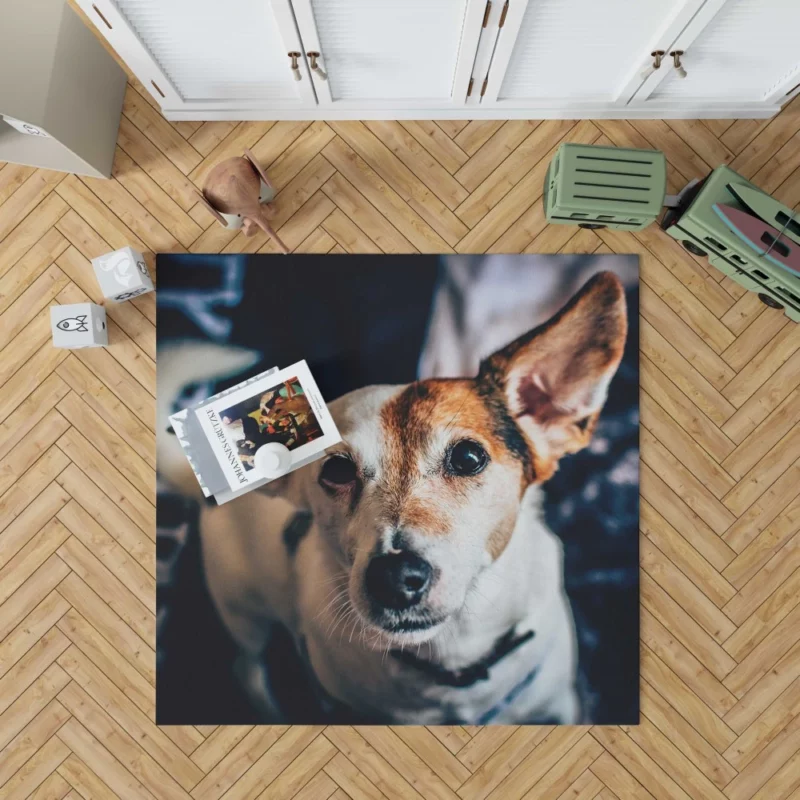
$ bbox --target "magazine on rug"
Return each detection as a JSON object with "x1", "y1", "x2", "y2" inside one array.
[
  {"x1": 197, "y1": 360, "x2": 339, "y2": 489},
  {"x1": 172, "y1": 360, "x2": 340, "y2": 501}
]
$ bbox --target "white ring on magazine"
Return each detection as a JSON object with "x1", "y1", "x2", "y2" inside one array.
[{"x1": 254, "y1": 442, "x2": 292, "y2": 478}]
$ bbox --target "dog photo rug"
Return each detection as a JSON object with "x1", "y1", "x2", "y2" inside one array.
[{"x1": 156, "y1": 254, "x2": 639, "y2": 725}]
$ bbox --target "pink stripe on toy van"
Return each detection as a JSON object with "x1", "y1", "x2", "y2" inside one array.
[{"x1": 713, "y1": 204, "x2": 800, "y2": 276}]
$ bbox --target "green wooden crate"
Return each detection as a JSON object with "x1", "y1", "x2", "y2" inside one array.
[
  {"x1": 661, "y1": 164, "x2": 800, "y2": 322},
  {"x1": 544, "y1": 143, "x2": 666, "y2": 231}
]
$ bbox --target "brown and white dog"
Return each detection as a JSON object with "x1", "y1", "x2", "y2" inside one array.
[{"x1": 166, "y1": 271, "x2": 628, "y2": 724}]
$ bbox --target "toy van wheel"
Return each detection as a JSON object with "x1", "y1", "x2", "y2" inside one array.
[
  {"x1": 682, "y1": 240, "x2": 707, "y2": 257},
  {"x1": 578, "y1": 223, "x2": 606, "y2": 229},
  {"x1": 758, "y1": 293, "x2": 784, "y2": 310}
]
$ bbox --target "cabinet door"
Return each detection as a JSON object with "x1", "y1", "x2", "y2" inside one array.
[
  {"x1": 634, "y1": 0, "x2": 800, "y2": 107},
  {"x1": 479, "y1": 0, "x2": 706, "y2": 109},
  {"x1": 75, "y1": 0, "x2": 316, "y2": 111},
  {"x1": 290, "y1": 0, "x2": 486, "y2": 108}
]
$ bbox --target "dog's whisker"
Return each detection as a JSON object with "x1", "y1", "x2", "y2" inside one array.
[
  {"x1": 316, "y1": 588, "x2": 351, "y2": 618},
  {"x1": 319, "y1": 580, "x2": 349, "y2": 601},
  {"x1": 314, "y1": 588, "x2": 349, "y2": 623},
  {"x1": 347, "y1": 613, "x2": 362, "y2": 644},
  {"x1": 318, "y1": 581, "x2": 349, "y2": 606},
  {"x1": 323, "y1": 597, "x2": 355, "y2": 639},
  {"x1": 318, "y1": 581, "x2": 349, "y2": 604},
  {"x1": 327, "y1": 610, "x2": 352, "y2": 642},
  {"x1": 334, "y1": 604, "x2": 356, "y2": 633},
  {"x1": 319, "y1": 573, "x2": 350, "y2": 587},
  {"x1": 342, "y1": 611, "x2": 356, "y2": 643},
  {"x1": 338, "y1": 608, "x2": 360, "y2": 646}
]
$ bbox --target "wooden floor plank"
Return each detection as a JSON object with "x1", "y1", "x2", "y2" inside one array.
[
  {"x1": 322, "y1": 138, "x2": 449, "y2": 253},
  {"x1": 57, "y1": 719, "x2": 158, "y2": 800},
  {"x1": 321, "y1": 173, "x2": 414, "y2": 253},
  {"x1": 189, "y1": 726, "x2": 288, "y2": 800},
  {"x1": 640, "y1": 645, "x2": 736, "y2": 751},
  {"x1": 116, "y1": 115, "x2": 201, "y2": 212},
  {"x1": 723, "y1": 529, "x2": 800, "y2": 629},
  {"x1": 122, "y1": 86, "x2": 201, "y2": 176},
  {"x1": 641, "y1": 392, "x2": 736, "y2": 499},
  {"x1": 634, "y1": 683, "x2": 736, "y2": 792},
  {"x1": 591, "y1": 727, "x2": 694, "y2": 800},
  {"x1": 0, "y1": 163, "x2": 37, "y2": 206},
  {"x1": 0, "y1": 229, "x2": 68, "y2": 317},
  {"x1": 364, "y1": 120, "x2": 469, "y2": 210},
  {"x1": 56, "y1": 572, "x2": 155, "y2": 686},
  {"x1": 0, "y1": 517, "x2": 72, "y2": 610},
  {"x1": 111, "y1": 147, "x2": 203, "y2": 248},
  {"x1": 400, "y1": 121, "x2": 469, "y2": 174},
  {"x1": 0, "y1": 732, "x2": 71, "y2": 800},
  {"x1": 57, "y1": 646, "x2": 203, "y2": 790},
  {"x1": 0, "y1": 592, "x2": 70, "y2": 684},
  {"x1": 0, "y1": 170, "x2": 65, "y2": 242},
  {"x1": 329, "y1": 121, "x2": 468, "y2": 246},
  {"x1": 265, "y1": 121, "x2": 336, "y2": 191},
  {"x1": 641, "y1": 535, "x2": 736, "y2": 643},
  {"x1": 56, "y1": 536, "x2": 154, "y2": 644},
  {"x1": 453, "y1": 121, "x2": 540, "y2": 192},
  {"x1": 454, "y1": 119, "x2": 576, "y2": 230},
  {"x1": 57, "y1": 682, "x2": 191, "y2": 800}
]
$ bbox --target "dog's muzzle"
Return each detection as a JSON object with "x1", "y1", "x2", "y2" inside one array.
[{"x1": 365, "y1": 551, "x2": 432, "y2": 611}]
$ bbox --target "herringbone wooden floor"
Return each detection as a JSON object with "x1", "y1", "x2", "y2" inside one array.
[{"x1": 3, "y1": 45, "x2": 800, "y2": 798}]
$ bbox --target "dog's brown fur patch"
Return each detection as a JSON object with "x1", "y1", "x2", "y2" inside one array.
[
  {"x1": 379, "y1": 380, "x2": 528, "y2": 535},
  {"x1": 401, "y1": 497, "x2": 453, "y2": 534}
]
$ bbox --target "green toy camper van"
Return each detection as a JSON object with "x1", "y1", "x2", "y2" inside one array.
[
  {"x1": 544, "y1": 143, "x2": 667, "y2": 231},
  {"x1": 661, "y1": 165, "x2": 800, "y2": 322}
]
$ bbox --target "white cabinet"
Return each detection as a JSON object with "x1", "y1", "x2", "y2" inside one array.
[
  {"x1": 76, "y1": 0, "x2": 799, "y2": 120},
  {"x1": 476, "y1": 0, "x2": 799, "y2": 116},
  {"x1": 290, "y1": 0, "x2": 486, "y2": 109},
  {"x1": 78, "y1": 0, "x2": 316, "y2": 111},
  {"x1": 632, "y1": 0, "x2": 800, "y2": 108},
  {"x1": 477, "y1": 0, "x2": 707, "y2": 108}
]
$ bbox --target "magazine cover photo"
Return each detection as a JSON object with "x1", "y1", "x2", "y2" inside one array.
[{"x1": 218, "y1": 376, "x2": 324, "y2": 470}]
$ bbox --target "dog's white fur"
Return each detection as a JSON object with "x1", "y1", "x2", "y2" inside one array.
[{"x1": 162, "y1": 272, "x2": 627, "y2": 724}]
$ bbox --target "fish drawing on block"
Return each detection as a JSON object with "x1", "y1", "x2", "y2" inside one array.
[
  {"x1": 57, "y1": 315, "x2": 89, "y2": 332},
  {"x1": 713, "y1": 204, "x2": 800, "y2": 277},
  {"x1": 100, "y1": 251, "x2": 134, "y2": 287}
]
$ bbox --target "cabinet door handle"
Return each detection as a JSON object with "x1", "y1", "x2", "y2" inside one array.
[
  {"x1": 640, "y1": 50, "x2": 665, "y2": 81},
  {"x1": 307, "y1": 52, "x2": 328, "y2": 81},
  {"x1": 92, "y1": 4, "x2": 113, "y2": 29},
  {"x1": 670, "y1": 50, "x2": 687, "y2": 79},
  {"x1": 288, "y1": 52, "x2": 302, "y2": 81}
]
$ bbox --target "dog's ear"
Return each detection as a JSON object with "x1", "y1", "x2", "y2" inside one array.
[{"x1": 480, "y1": 271, "x2": 627, "y2": 476}]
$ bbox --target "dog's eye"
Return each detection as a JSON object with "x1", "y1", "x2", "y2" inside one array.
[
  {"x1": 446, "y1": 440, "x2": 488, "y2": 477},
  {"x1": 319, "y1": 455, "x2": 357, "y2": 487}
]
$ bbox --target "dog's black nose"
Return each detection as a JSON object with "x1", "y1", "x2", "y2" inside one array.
[{"x1": 365, "y1": 552, "x2": 432, "y2": 610}]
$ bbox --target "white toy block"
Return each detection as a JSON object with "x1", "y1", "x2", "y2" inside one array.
[
  {"x1": 51, "y1": 303, "x2": 108, "y2": 349},
  {"x1": 91, "y1": 246, "x2": 154, "y2": 302}
]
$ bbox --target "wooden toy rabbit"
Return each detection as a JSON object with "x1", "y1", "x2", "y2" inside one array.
[{"x1": 196, "y1": 148, "x2": 289, "y2": 254}]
